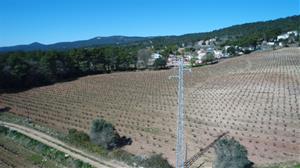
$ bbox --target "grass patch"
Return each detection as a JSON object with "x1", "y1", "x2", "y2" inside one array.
[
  {"x1": 144, "y1": 127, "x2": 160, "y2": 134},
  {"x1": 28, "y1": 154, "x2": 43, "y2": 165},
  {"x1": 256, "y1": 162, "x2": 300, "y2": 168}
]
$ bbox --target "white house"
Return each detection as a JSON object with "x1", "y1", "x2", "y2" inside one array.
[
  {"x1": 147, "y1": 53, "x2": 162, "y2": 66},
  {"x1": 224, "y1": 45, "x2": 231, "y2": 51},
  {"x1": 194, "y1": 49, "x2": 207, "y2": 64},
  {"x1": 208, "y1": 38, "x2": 217, "y2": 44},
  {"x1": 261, "y1": 41, "x2": 274, "y2": 50},
  {"x1": 277, "y1": 33, "x2": 289, "y2": 41},
  {"x1": 279, "y1": 42, "x2": 284, "y2": 47},
  {"x1": 151, "y1": 53, "x2": 161, "y2": 59},
  {"x1": 287, "y1": 31, "x2": 298, "y2": 36},
  {"x1": 277, "y1": 31, "x2": 298, "y2": 41},
  {"x1": 213, "y1": 50, "x2": 223, "y2": 59}
]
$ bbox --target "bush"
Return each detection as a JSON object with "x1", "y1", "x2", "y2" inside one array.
[
  {"x1": 243, "y1": 49, "x2": 252, "y2": 54},
  {"x1": 213, "y1": 138, "x2": 253, "y2": 168},
  {"x1": 66, "y1": 128, "x2": 110, "y2": 157},
  {"x1": 227, "y1": 46, "x2": 236, "y2": 56},
  {"x1": 109, "y1": 149, "x2": 136, "y2": 164},
  {"x1": 141, "y1": 154, "x2": 173, "y2": 168},
  {"x1": 0, "y1": 125, "x2": 9, "y2": 134},
  {"x1": 72, "y1": 159, "x2": 93, "y2": 168},
  {"x1": 153, "y1": 57, "x2": 167, "y2": 69},
  {"x1": 67, "y1": 129, "x2": 90, "y2": 144},
  {"x1": 90, "y1": 119, "x2": 120, "y2": 149},
  {"x1": 29, "y1": 154, "x2": 43, "y2": 165}
]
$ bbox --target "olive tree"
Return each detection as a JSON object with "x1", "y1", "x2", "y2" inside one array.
[
  {"x1": 90, "y1": 119, "x2": 120, "y2": 149},
  {"x1": 213, "y1": 138, "x2": 253, "y2": 168}
]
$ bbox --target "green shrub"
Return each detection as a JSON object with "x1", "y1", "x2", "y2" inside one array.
[
  {"x1": 141, "y1": 154, "x2": 173, "y2": 168},
  {"x1": 109, "y1": 149, "x2": 137, "y2": 165},
  {"x1": 90, "y1": 119, "x2": 120, "y2": 149},
  {"x1": 67, "y1": 128, "x2": 90, "y2": 144},
  {"x1": 227, "y1": 46, "x2": 236, "y2": 56},
  {"x1": 66, "y1": 128, "x2": 110, "y2": 157},
  {"x1": 29, "y1": 154, "x2": 43, "y2": 165},
  {"x1": 0, "y1": 125, "x2": 9, "y2": 134},
  {"x1": 72, "y1": 159, "x2": 93, "y2": 168},
  {"x1": 213, "y1": 138, "x2": 253, "y2": 168}
]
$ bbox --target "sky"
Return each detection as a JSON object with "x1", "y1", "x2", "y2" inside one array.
[{"x1": 0, "y1": 0, "x2": 299, "y2": 47}]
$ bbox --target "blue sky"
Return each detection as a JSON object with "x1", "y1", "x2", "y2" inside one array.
[{"x1": 0, "y1": 0, "x2": 299, "y2": 46}]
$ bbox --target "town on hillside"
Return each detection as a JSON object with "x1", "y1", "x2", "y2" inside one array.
[{"x1": 142, "y1": 30, "x2": 299, "y2": 68}]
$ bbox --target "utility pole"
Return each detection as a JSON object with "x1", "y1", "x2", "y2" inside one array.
[
  {"x1": 176, "y1": 58, "x2": 185, "y2": 168},
  {"x1": 169, "y1": 56, "x2": 191, "y2": 168}
]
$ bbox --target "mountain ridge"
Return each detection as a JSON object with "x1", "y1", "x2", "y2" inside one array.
[
  {"x1": 0, "y1": 36, "x2": 149, "y2": 52},
  {"x1": 0, "y1": 15, "x2": 299, "y2": 52}
]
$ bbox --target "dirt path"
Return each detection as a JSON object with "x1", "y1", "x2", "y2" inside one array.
[{"x1": 0, "y1": 121, "x2": 131, "y2": 168}]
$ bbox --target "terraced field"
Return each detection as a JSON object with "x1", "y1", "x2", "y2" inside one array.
[{"x1": 1, "y1": 47, "x2": 299, "y2": 166}]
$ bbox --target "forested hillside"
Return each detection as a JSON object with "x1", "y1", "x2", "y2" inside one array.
[
  {"x1": 148, "y1": 15, "x2": 300, "y2": 48},
  {"x1": 0, "y1": 46, "x2": 140, "y2": 91},
  {"x1": 0, "y1": 15, "x2": 299, "y2": 91},
  {"x1": 0, "y1": 36, "x2": 147, "y2": 52}
]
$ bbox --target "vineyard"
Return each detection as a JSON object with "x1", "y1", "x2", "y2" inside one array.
[{"x1": 1, "y1": 47, "x2": 299, "y2": 166}]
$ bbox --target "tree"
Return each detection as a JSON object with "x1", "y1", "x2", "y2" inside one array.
[
  {"x1": 5, "y1": 54, "x2": 30, "y2": 88},
  {"x1": 90, "y1": 119, "x2": 120, "y2": 149},
  {"x1": 213, "y1": 138, "x2": 253, "y2": 168},
  {"x1": 153, "y1": 57, "x2": 167, "y2": 69},
  {"x1": 137, "y1": 48, "x2": 152, "y2": 69},
  {"x1": 201, "y1": 52, "x2": 215, "y2": 63},
  {"x1": 160, "y1": 45, "x2": 176, "y2": 59},
  {"x1": 227, "y1": 47, "x2": 236, "y2": 56}
]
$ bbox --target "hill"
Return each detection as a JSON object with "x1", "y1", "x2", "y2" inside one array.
[
  {"x1": 148, "y1": 15, "x2": 300, "y2": 47},
  {"x1": 0, "y1": 15, "x2": 299, "y2": 52},
  {"x1": 0, "y1": 36, "x2": 148, "y2": 52}
]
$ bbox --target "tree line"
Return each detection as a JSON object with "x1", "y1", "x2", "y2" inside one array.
[
  {"x1": 0, "y1": 45, "x2": 175, "y2": 91},
  {"x1": 0, "y1": 46, "x2": 143, "y2": 91}
]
